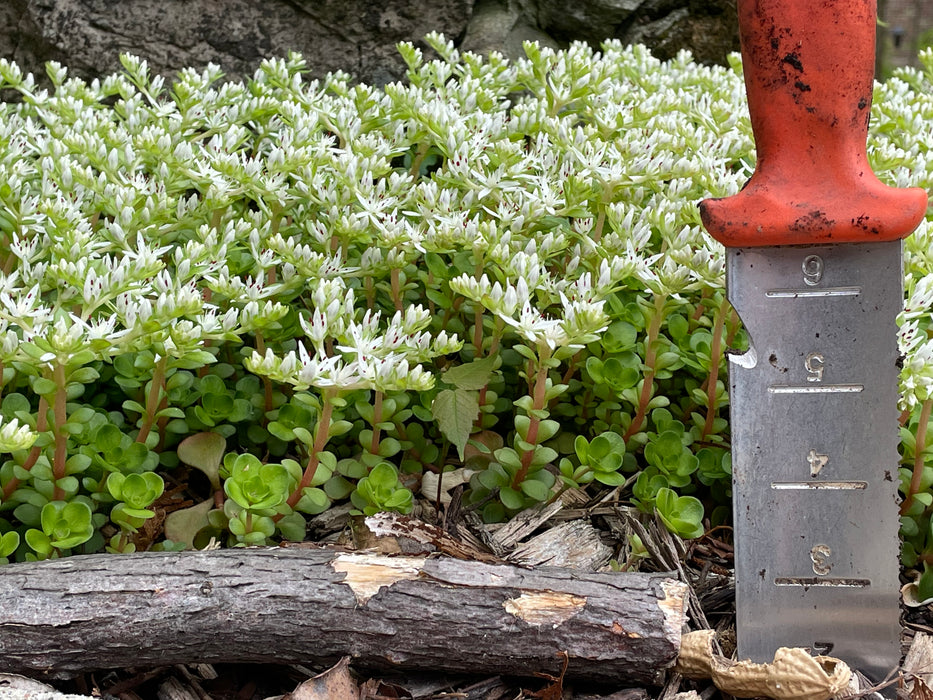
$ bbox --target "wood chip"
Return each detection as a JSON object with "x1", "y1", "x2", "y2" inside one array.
[
  {"x1": 574, "y1": 690, "x2": 649, "y2": 700},
  {"x1": 507, "y1": 520, "x2": 612, "y2": 571},
  {"x1": 364, "y1": 512, "x2": 501, "y2": 563},
  {"x1": 490, "y1": 500, "x2": 564, "y2": 550},
  {"x1": 157, "y1": 676, "x2": 201, "y2": 700}
]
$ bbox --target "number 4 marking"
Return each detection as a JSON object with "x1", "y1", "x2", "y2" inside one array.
[{"x1": 807, "y1": 449, "x2": 829, "y2": 477}]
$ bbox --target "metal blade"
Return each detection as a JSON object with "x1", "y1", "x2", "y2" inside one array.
[{"x1": 727, "y1": 241, "x2": 902, "y2": 682}]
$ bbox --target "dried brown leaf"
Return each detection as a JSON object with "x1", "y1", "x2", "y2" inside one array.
[
  {"x1": 526, "y1": 651, "x2": 569, "y2": 700},
  {"x1": 284, "y1": 657, "x2": 359, "y2": 700},
  {"x1": 676, "y1": 629, "x2": 850, "y2": 700}
]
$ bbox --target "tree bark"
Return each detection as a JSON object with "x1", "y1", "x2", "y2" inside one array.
[{"x1": 0, "y1": 547, "x2": 687, "y2": 684}]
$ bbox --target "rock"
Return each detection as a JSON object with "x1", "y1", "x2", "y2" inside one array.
[
  {"x1": 5, "y1": 0, "x2": 475, "y2": 86},
  {"x1": 461, "y1": 0, "x2": 559, "y2": 60},
  {"x1": 463, "y1": 0, "x2": 738, "y2": 67},
  {"x1": 534, "y1": 0, "x2": 644, "y2": 41},
  {"x1": 0, "y1": 0, "x2": 739, "y2": 88},
  {"x1": 618, "y1": 0, "x2": 740, "y2": 65}
]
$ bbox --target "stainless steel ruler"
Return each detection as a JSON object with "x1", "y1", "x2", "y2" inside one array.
[{"x1": 727, "y1": 242, "x2": 902, "y2": 681}]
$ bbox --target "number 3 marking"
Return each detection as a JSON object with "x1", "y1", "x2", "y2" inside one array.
[{"x1": 810, "y1": 544, "x2": 832, "y2": 575}]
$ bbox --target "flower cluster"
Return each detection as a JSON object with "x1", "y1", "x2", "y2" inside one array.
[{"x1": 0, "y1": 38, "x2": 929, "y2": 560}]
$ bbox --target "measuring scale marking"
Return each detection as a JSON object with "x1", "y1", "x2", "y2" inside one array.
[
  {"x1": 765, "y1": 287, "x2": 862, "y2": 298},
  {"x1": 727, "y1": 243, "x2": 901, "y2": 682},
  {"x1": 770, "y1": 481, "x2": 868, "y2": 490},
  {"x1": 768, "y1": 384, "x2": 864, "y2": 394}
]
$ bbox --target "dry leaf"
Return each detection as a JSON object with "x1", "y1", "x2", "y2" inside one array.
[
  {"x1": 904, "y1": 633, "x2": 933, "y2": 699},
  {"x1": 419, "y1": 467, "x2": 474, "y2": 505},
  {"x1": 163, "y1": 498, "x2": 214, "y2": 549},
  {"x1": 676, "y1": 629, "x2": 850, "y2": 700},
  {"x1": 902, "y1": 579, "x2": 933, "y2": 607},
  {"x1": 526, "y1": 651, "x2": 570, "y2": 700},
  {"x1": 359, "y1": 678, "x2": 412, "y2": 698},
  {"x1": 284, "y1": 657, "x2": 359, "y2": 700}
]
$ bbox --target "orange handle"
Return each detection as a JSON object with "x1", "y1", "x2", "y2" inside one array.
[{"x1": 700, "y1": 0, "x2": 927, "y2": 247}]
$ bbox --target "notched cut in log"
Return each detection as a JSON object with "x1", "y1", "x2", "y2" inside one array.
[
  {"x1": 0, "y1": 548, "x2": 686, "y2": 685},
  {"x1": 502, "y1": 592, "x2": 587, "y2": 627},
  {"x1": 330, "y1": 553, "x2": 425, "y2": 605}
]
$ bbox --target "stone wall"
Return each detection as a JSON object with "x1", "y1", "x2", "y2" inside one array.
[{"x1": 0, "y1": 0, "x2": 740, "y2": 86}]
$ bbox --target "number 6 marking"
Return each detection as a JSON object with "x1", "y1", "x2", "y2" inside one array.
[
  {"x1": 810, "y1": 544, "x2": 832, "y2": 575},
  {"x1": 802, "y1": 255, "x2": 824, "y2": 286}
]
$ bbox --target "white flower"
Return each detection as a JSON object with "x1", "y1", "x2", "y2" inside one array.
[
  {"x1": 900, "y1": 338, "x2": 933, "y2": 410},
  {"x1": 47, "y1": 315, "x2": 87, "y2": 358},
  {"x1": 502, "y1": 301, "x2": 565, "y2": 350},
  {"x1": 636, "y1": 255, "x2": 695, "y2": 298},
  {"x1": 0, "y1": 417, "x2": 38, "y2": 453},
  {"x1": 300, "y1": 308, "x2": 330, "y2": 352}
]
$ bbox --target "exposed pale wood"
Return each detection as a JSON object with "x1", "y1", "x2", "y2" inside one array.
[
  {"x1": 0, "y1": 548, "x2": 686, "y2": 684},
  {"x1": 507, "y1": 520, "x2": 612, "y2": 571},
  {"x1": 363, "y1": 512, "x2": 502, "y2": 563},
  {"x1": 490, "y1": 500, "x2": 564, "y2": 549}
]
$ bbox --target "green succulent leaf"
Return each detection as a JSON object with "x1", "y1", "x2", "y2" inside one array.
[{"x1": 40, "y1": 501, "x2": 94, "y2": 550}]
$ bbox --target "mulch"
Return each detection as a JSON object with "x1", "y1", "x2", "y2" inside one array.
[{"x1": 7, "y1": 482, "x2": 930, "y2": 700}]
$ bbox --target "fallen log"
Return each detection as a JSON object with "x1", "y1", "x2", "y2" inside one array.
[{"x1": 0, "y1": 547, "x2": 687, "y2": 684}]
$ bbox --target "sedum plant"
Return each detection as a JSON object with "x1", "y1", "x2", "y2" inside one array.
[{"x1": 0, "y1": 36, "x2": 928, "y2": 568}]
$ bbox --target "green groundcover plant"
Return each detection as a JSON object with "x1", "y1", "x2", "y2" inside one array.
[{"x1": 0, "y1": 36, "x2": 931, "y2": 580}]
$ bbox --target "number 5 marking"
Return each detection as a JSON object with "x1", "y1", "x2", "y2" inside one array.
[{"x1": 805, "y1": 353, "x2": 825, "y2": 382}]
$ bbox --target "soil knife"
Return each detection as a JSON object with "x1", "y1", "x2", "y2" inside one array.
[{"x1": 700, "y1": 0, "x2": 928, "y2": 681}]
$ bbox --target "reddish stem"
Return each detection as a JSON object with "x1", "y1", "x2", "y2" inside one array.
[
  {"x1": 901, "y1": 398, "x2": 933, "y2": 516},
  {"x1": 701, "y1": 298, "x2": 728, "y2": 441},
  {"x1": 725, "y1": 307, "x2": 741, "y2": 347},
  {"x1": 390, "y1": 268, "x2": 403, "y2": 312},
  {"x1": 409, "y1": 142, "x2": 430, "y2": 178},
  {"x1": 51, "y1": 364, "x2": 68, "y2": 500},
  {"x1": 474, "y1": 321, "x2": 504, "y2": 431},
  {"x1": 136, "y1": 355, "x2": 167, "y2": 445},
  {"x1": 511, "y1": 349, "x2": 550, "y2": 490},
  {"x1": 560, "y1": 350, "x2": 582, "y2": 388},
  {"x1": 369, "y1": 391, "x2": 383, "y2": 456},
  {"x1": 592, "y1": 207, "x2": 606, "y2": 243},
  {"x1": 440, "y1": 297, "x2": 464, "y2": 332},
  {"x1": 623, "y1": 296, "x2": 665, "y2": 441},
  {"x1": 285, "y1": 391, "x2": 335, "y2": 510},
  {"x1": 255, "y1": 333, "x2": 275, "y2": 419},
  {"x1": 155, "y1": 393, "x2": 169, "y2": 453},
  {"x1": 692, "y1": 289, "x2": 711, "y2": 323},
  {"x1": 473, "y1": 306, "x2": 484, "y2": 354}
]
